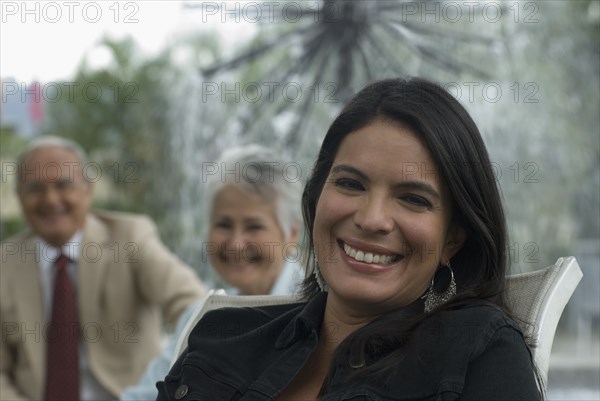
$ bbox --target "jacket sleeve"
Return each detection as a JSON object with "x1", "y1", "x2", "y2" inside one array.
[
  {"x1": 154, "y1": 346, "x2": 187, "y2": 401},
  {"x1": 0, "y1": 295, "x2": 31, "y2": 401},
  {"x1": 120, "y1": 302, "x2": 201, "y2": 401},
  {"x1": 132, "y1": 216, "x2": 207, "y2": 325},
  {"x1": 1, "y1": 336, "x2": 31, "y2": 401},
  {"x1": 0, "y1": 242, "x2": 33, "y2": 401},
  {"x1": 459, "y1": 326, "x2": 542, "y2": 401}
]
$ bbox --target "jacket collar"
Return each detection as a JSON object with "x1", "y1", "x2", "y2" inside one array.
[{"x1": 275, "y1": 291, "x2": 327, "y2": 349}]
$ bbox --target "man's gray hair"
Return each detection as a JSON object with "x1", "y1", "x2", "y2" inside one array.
[
  {"x1": 203, "y1": 144, "x2": 303, "y2": 240},
  {"x1": 16, "y1": 135, "x2": 88, "y2": 190}
]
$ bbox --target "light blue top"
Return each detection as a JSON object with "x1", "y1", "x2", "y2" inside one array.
[{"x1": 118, "y1": 262, "x2": 303, "y2": 401}]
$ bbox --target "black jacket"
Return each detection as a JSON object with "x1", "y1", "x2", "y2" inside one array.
[{"x1": 157, "y1": 292, "x2": 541, "y2": 400}]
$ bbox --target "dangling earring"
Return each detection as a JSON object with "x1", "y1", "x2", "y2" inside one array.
[
  {"x1": 313, "y1": 253, "x2": 328, "y2": 292},
  {"x1": 424, "y1": 261, "x2": 456, "y2": 313}
]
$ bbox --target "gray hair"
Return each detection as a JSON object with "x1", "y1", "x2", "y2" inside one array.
[
  {"x1": 203, "y1": 144, "x2": 302, "y2": 240},
  {"x1": 16, "y1": 135, "x2": 88, "y2": 190}
]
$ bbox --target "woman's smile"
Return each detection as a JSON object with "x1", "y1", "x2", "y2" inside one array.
[{"x1": 340, "y1": 240, "x2": 401, "y2": 265}]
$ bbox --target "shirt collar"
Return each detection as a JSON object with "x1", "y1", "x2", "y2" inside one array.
[
  {"x1": 269, "y1": 262, "x2": 302, "y2": 295},
  {"x1": 226, "y1": 262, "x2": 303, "y2": 296},
  {"x1": 36, "y1": 230, "x2": 83, "y2": 263},
  {"x1": 275, "y1": 291, "x2": 327, "y2": 349}
]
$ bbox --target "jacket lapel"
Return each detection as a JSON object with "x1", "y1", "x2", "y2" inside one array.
[{"x1": 78, "y1": 214, "x2": 110, "y2": 325}]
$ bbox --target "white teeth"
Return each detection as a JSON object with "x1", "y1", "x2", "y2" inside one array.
[{"x1": 342, "y1": 243, "x2": 397, "y2": 265}]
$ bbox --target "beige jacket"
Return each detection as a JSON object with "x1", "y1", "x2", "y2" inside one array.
[{"x1": 0, "y1": 211, "x2": 206, "y2": 400}]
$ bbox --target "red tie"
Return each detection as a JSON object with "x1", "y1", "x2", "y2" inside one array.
[{"x1": 45, "y1": 254, "x2": 80, "y2": 401}]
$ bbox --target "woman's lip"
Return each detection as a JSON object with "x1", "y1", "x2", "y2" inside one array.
[
  {"x1": 222, "y1": 261, "x2": 255, "y2": 270},
  {"x1": 219, "y1": 255, "x2": 260, "y2": 266},
  {"x1": 337, "y1": 241, "x2": 402, "y2": 273},
  {"x1": 338, "y1": 238, "x2": 398, "y2": 256}
]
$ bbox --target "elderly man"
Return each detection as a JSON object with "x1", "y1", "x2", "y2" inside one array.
[{"x1": 0, "y1": 136, "x2": 206, "y2": 401}]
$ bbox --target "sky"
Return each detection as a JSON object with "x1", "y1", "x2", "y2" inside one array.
[{"x1": 0, "y1": 1, "x2": 256, "y2": 83}]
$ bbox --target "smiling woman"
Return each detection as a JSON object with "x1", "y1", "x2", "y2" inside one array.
[
  {"x1": 157, "y1": 78, "x2": 542, "y2": 401},
  {"x1": 208, "y1": 183, "x2": 295, "y2": 295},
  {"x1": 312, "y1": 119, "x2": 465, "y2": 317},
  {"x1": 203, "y1": 144, "x2": 303, "y2": 296}
]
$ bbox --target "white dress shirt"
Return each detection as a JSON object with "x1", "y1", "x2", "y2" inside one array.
[{"x1": 37, "y1": 232, "x2": 114, "y2": 401}]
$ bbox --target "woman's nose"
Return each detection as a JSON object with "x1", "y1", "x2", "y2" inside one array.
[
  {"x1": 353, "y1": 193, "x2": 394, "y2": 234},
  {"x1": 228, "y1": 228, "x2": 249, "y2": 249}
]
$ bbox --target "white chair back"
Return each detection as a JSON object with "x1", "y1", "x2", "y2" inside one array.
[
  {"x1": 505, "y1": 256, "x2": 583, "y2": 387},
  {"x1": 172, "y1": 290, "x2": 300, "y2": 364}
]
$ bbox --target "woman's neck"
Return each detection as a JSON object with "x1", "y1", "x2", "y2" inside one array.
[{"x1": 320, "y1": 295, "x2": 377, "y2": 352}]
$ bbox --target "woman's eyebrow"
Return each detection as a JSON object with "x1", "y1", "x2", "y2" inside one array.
[
  {"x1": 332, "y1": 164, "x2": 440, "y2": 200},
  {"x1": 331, "y1": 164, "x2": 368, "y2": 180},
  {"x1": 243, "y1": 217, "x2": 264, "y2": 225},
  {"x1": 394, "y1": 181, "x2": 440, "y2": 200}
]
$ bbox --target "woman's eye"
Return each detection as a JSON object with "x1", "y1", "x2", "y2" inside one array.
[
  {"x1": 402, "y1": 195, "x2": 431, "y2": 207},
  {"x1": 335, "y1": 178, "x2": 363, "y2": 191},
  {"x1": 215, "y1": 221, "x2": 232, "y2": 229}
]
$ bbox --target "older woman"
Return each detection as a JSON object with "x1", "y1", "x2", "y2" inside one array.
[
  {"x1": 203, "y1": 144, "x2": 302, "y2": 295},
  {"x1": 157, "y1": 78, "x2": 541, "y2": 401},
  {"x1": 120, "y1": 145, "x2": 302, "y2": 401}
]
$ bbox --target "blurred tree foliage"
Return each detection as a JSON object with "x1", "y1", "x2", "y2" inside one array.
[
  {"x1": 41, "y1": 36, "x2": 185, "y2": 239},
  {"x1": 0, "y1": 128, "x2": 28, "y2": 240}
]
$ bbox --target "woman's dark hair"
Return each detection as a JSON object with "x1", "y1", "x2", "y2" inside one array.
[{"x1": 300, "y1": 77, "x2": 532, "y2": 393}]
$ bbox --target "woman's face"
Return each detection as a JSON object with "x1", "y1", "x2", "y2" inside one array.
[
  {"x1": 313, "y1": 120, "x2": 464, "y2": 314},
  {"x1": 208, "y1": 185, "x2": 294, "y2": 295}
]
